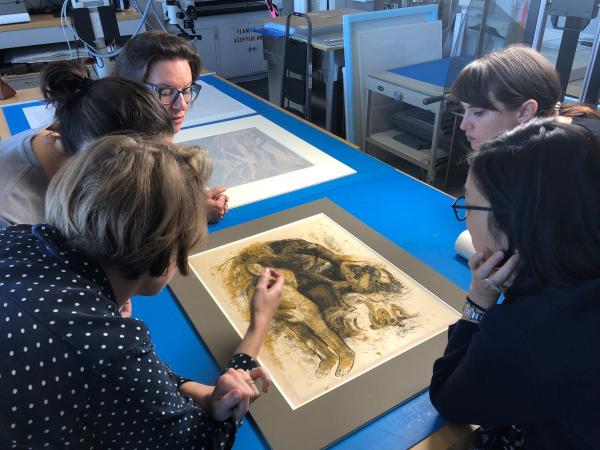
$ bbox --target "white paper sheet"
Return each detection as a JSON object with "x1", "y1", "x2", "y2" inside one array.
[
  {"x1": 18, "y1": 79, "x2": 255, "y2": 131},
  {"x1": 175, "y1": 115, "x2": 356, "y2": 208},
  {"x1": 23, "y1": 104, "x2": 54, "y2": 129},
  {"x1": 183, "y1": 80, "x2": 255, "y2": 128}
]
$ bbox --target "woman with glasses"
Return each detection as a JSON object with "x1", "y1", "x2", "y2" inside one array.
[
  {"x1": 114, "y1": 31, "x2": 229, "y2": 224},
  {"x1": 430, "y1": 118, "x2": 600, "y2": 450},
  {"x1": 0, "y1": 60, "x2": 173, "y2": 228},
  {"x1": 450, "y1": 45, "x2": 600, "y2": 260},
  {"x1": 115, "y1": 30, "x2": 202, "y2": 135}
]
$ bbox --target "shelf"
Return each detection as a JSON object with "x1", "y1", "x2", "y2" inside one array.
[{"x1": 366, "y1": 128, "x2": 448, "y2": 169}]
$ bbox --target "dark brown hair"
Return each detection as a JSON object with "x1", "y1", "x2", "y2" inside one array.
[
  {"x1": 452, "y1": 45, "x2": 561, "y2": 116},
  {"x1": 41, "y1": 61, "x2": 173, "y2": 155},
  {"x1": 47, "y1": 134, "x2": 211, "y2": 279},
  {"x1": 469, "y1": 118, "x2": 600, "y2": 288},
  {"x1": 113, "y1": 30, "x2": 202, "y2": 83}
]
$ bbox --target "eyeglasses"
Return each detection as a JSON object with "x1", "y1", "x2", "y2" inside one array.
[
  {"x1": 451, "y1": 196, "x2": 497, "y2": 222},
  {"x1": 144, "y1": 82, "x2": 202, "y2": 106}
]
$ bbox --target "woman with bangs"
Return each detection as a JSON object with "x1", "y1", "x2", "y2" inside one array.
[{"x1": 452, "y1": 44, "x2": 600, "y2": 151}]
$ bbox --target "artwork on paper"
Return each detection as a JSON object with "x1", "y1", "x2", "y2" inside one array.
[
  {"x1": 175, "y1": 116, "x2": 356, "y2": 208},
  {"x1": 185, "y1": 127, "x2": 312, "y2": 188},
  {"x1": 182, "y1": 80, "x2": 255, "y2": 128},
  {"x1": 189, "y1": 213, "x2": 460, "y2": 409}
]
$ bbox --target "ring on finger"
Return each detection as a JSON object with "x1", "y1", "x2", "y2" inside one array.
[
  {"x1": 483, "y1": 277, "x2": 503, "y2": 294},
  {"x1": 245, "y1": 378, "x2": 255, "y2": 386}
]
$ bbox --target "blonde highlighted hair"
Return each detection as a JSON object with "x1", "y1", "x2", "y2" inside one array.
[{"x1": 46, "y1": 134, "x2": 211, "y2": 279}]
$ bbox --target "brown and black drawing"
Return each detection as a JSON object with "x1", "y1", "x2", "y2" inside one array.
[
  {"x1": 219, "y1": 238, "x2": 414, "y2": 378},
  {"x1": 189, "y1": 214, "x2": 460, "y2": 408}
]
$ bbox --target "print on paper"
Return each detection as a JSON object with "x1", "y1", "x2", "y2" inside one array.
[
  {"x1": 189, "y1": 213, "x2": 459, "y2": 409},
  {"x1": 186, "y1": 127, "x2": 312, "y2": 188},
  {"x1": 175, "y1": 115, "x2": 356, "y2": 208}
]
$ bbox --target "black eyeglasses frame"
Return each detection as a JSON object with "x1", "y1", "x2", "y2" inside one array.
[
  {"x1": 451, "y1": 195, "x2": 499, "y2": 222},
  {"x1": 144, "y1": 82, "x2": 202, "y2": 106}
]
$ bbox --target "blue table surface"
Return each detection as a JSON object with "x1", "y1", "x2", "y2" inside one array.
[
  {"x1": 2, "y1": 75, "x2": 470, "y2": 449},
  {"x1": 387, "y1": 56, "x2": 474, "y2": 89}
]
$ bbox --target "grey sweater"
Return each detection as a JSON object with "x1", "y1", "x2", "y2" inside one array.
[{"x1": 0, "y1": 127, "x2": 48, "y2": 225}]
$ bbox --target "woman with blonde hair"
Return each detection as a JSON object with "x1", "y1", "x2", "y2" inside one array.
[{"x1": 0, "y1": 135, "x2": 283, "y2": 449}]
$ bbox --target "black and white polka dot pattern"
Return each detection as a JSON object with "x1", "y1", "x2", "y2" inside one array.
[{"x1": 0, "y1": 224, "x2": 242, "y2": 449}]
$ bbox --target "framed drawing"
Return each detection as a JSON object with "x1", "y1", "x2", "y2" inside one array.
[
  {"x1": 170, "y1": 199, "x2": 465, "y2": 450},
  {"x1": 175, "y1": 116, "x2": 356, "y2": 208}
]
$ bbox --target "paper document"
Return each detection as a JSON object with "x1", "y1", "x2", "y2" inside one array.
[
  {"x1": 18, "y1": 80, "x2": 255, "y2": 131},
  {"x1": 23, "y1": 104, "x2": 54, "y2": 129},
  {"x1": 182, "y1": 80, "x2": 255, "y2": 128}
]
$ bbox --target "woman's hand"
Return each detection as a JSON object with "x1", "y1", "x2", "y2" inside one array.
[
  {"x1": 234, "y1": 268, "x2": 284, "y2": 358},
  {"x1": 250, "y1": 268, "x2": 284, "y2": 329},
  {"x1": 467, "y1": 251, "x2": 521, "y2": 309},
  {"x1": 209, "y1": 367, "x2": 271, "y2": 422},
  {"x1": 206, "y1": 187, "x2": 229, "y2": 224}
]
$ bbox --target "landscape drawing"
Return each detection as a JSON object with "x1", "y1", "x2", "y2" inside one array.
[
  {"x1": 185, "y1": 127, "x2": 312, "y2": 188},
  {"x1": 189, "y1": 213, "x2": 459, "y2": 408},
  {"x1": 175, "y1": 116, "x2": 356, "y2": 208}
]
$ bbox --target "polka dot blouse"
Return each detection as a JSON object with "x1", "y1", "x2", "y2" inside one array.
[{"x1": 0, "y1": 224, "x2": 257, "y2": 449}]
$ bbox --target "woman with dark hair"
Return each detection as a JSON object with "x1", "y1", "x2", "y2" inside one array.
[
  {"x1": 114, "y1": 30, "x2": 229, "y2": 222},
  {"x1": 430, "y1": 119, "x2": 600, "y2": 449},
  {"x1": 0, "y1": 135, "x2": 284, "y2": 449},
  {"x1": 114, "y1": 30, "x2": 202, "y2": 134},
  {"x1": 452, "y1": 45, "x2": 600, "y2": 151},
  {"x1": 0, "y1": 60, "x2": 173, "y2": 226}
]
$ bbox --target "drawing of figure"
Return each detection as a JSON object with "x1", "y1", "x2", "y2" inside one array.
[{"x1": 220, "y1": 239, "x2": 414, "y2": 378}]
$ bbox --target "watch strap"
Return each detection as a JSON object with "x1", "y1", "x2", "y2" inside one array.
[{"x1": 462, "y1": 299, "x2": 485, "y2": 323}]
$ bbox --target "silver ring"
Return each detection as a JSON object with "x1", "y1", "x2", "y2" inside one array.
[
  {"x1": 483, "y1": 277, "x2": 502, "y2": 294},
  {"x1": 245, "y1": 378, "x2": 255, "y2": 386}
]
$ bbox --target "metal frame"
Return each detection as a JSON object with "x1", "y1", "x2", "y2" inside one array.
[
  {"x1": 580, "y1": 6, "x2": 600, "y2": 104},
  {"x1": 281, "y1": 12, "x2": 313, "y2": 121}
]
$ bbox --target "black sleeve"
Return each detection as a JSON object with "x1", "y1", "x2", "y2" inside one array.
[
  {"x1": 90, "y1": 343, "x2": 237, "y2": 449},
  {"x1": 226, "y1": 352, "x2": 258, "y2": 371},
  {"x1": 429, "y1": 310, "x2": 543, "y2": 426}
]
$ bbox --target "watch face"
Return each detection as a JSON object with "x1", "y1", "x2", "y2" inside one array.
[{"x1": 463, "y1": 302, "x2": 484, "y2": 322}]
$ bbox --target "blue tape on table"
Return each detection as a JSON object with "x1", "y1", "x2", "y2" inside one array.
[
  {"x1": 180, "y1": 112, "x2": 258, "y2": 131},
  {"x1": 1, "y1": 100, "x2": 45, "y2": 136}
]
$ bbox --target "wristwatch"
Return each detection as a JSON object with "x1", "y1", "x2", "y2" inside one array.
[{"x1": 462, "y1": 300, "x2": 485, "y2": 323}]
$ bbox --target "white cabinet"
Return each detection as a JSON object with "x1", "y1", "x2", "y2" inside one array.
[
  {"x1": 189, "y1": 11, "x2": 270, "y2": 79},
  {"x1": 217, "y1": 22, "x2": 267, "y2": 78},
  {"x1": 191, "y1": 27, "x2": 218, "y2": 73}
]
